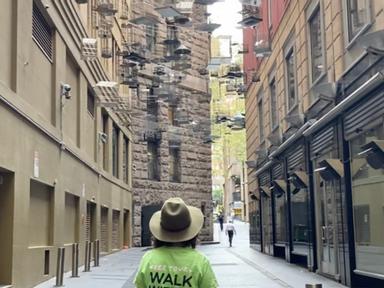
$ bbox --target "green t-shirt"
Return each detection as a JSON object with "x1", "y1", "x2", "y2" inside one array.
[{"x1": 134, "y1": 246, "x2": 218, "y2": 288}]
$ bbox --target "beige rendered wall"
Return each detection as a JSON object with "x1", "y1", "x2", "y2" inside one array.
[{"x1": 0, "y1": 0, "x2": 134, "y2": 287}]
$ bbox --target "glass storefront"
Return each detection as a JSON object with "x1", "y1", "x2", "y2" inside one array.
[
  {"x1": 249, "y1": 199, "x2": 262, "y2": 250},
  {"x1": 290, "y1": 177, "x2": 309, "y2": 256},
  {"x1": 350, "y1": 124, "x2": 384, "y2": 276},
  {"x1": 274, "y1": 191, "x2": 287, "y2": 243}
]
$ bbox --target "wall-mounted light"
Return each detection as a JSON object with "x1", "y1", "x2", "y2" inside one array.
[
  {"x1": 359, "y1": 140, "x2": 384, "y2": 169},
  {"x1": 314, "y1": 159, "x2": 344, "y2": 181}
]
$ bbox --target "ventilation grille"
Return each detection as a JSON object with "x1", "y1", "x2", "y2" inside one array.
[{"x1": 32, "y1": 2, "x2": 53, "y2": 61}]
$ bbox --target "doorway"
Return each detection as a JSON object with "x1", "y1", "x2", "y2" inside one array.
[
  {"x1": 86, "y1": 202, "x2": 96, "y2": 242},
  {"x1": 314, "y1": 170, "x2": 339, "y2": 277},
  {"x1": 0, "y1": 170, "x2": 13, "y2": 285},
  {"x1": 141, "y1": 204, "x2": 162, "y2": 246},
  {"x1": 123, "y1": 209, "x2": 130, "y2": 248}
]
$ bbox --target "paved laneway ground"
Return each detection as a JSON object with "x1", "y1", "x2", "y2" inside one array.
[{"x1": 35, "y1": 221, "x2": 347, "y2": 288}]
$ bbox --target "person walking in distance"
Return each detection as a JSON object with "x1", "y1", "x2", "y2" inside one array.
[
  {"x1": 225, "y1": 220, "x2": 236, "y2": 247},
  {"x1": 134, "y1": 197, "x2": 218, "y2": 288},
  {"x1": 218, "y1": 213, "x2": 224, "y2": 231}
]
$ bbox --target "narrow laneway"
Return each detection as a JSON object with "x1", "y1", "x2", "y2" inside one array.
[{"x1": 35, "y1": 221, "x2": 347, "y2": 288}]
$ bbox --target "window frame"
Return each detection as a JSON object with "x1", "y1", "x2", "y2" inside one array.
[
  {"x1": 257, "y1": 89, "x2": 265, "y2": 144},
  {"x1": 87, "y1": 86, "x2": 96, "y2": 118},
  {"x1": 283, "y1": 36, "x2": 298, "y2": 114},
  {"x1": 306, "y1": 2, "x2": 326, "y2": 88},
  {"x1": 344, "y1": 0, "x2": 372, "y2": 48},
  {"x1": 112, "y1": 124, "x2": 119, "y2": 178},
  {"x1": 148, "y1": 141, "x2": 160, "y2": 181},
  {"x1": 268, "y1": 70, "x2": 279, "y2": 131},
  {"x1": 32, "y1": 1, "x2": 54, "y2": 62},
  {"x1": 169, "y1": 146, "x2": 181, "y2": 183}
]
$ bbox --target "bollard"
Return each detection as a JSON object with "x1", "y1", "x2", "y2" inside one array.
[
  {"x1": 84, "y1": 240, "x2": 91, "y2": 272},
  {"x1": 94, "y1": 239, "x2": 100, "y2": 267},
  {"x1": 305, "y1": 285, "x2": 322, "y2": 288},
  {"x1": 55, "y1": 247, "x2": 65, "y2": 287},
  {"x1": 71, "y1": 243, "x2": 79, "y2": 277}
]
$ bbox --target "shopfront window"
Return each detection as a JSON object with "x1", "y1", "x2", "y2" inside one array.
[
  {"x1": 274, "y1": 191, "x2": 286, "y2": 243},
  {"x1": 350, "y1": 124, "x2": 384, "y2": 275},
  {"x1": 290, "y1": 175, "x2": 309, "y2": 256}
]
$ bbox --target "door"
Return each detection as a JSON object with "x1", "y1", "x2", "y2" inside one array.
[
  {"x1": 315, "y1": 174, "x2": 339, "y2": 277},
  {"x1": 100, "y1": 207, "x2": 108, "y2": 253},
  {"x1": 86, "y1": 202, "x2": 96, "y2": 242},
  {"x1": 123, "y1": 209, "x2": 130, "y2": 248},
  {"x1": 0, "y1": 171, "x2": 14, "y2": 285},
  {"x1": 112, "y1": 210, "x2": 120, "y2": 250},
  {"x1": 141, "y1": 205, "x2": 162, "y2": 246}
]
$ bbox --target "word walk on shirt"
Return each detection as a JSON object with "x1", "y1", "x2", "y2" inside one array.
[{"x1": 134, "y1": 246, "x2": 218, "y2": 288}]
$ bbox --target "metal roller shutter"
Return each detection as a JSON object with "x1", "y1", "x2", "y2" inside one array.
[
  {"x1": 271, "y1": 163, "x2": 283, "y2": 180},
  {"x1": 100, "y1": 207, "x2": 108, "y2": 253},
  {"x1": 259, "y1": 172, "x2": 270, "y2": 186},
  {"x1": 112, "y1": 210, "x2": 120, "y2": 250},
  {"x1": 344, "y1": 91, "x2": 384, "y2": 140},
  {"x1": 287, "y1": 145, "x2": 304, "y2": 169},
  {"x1": 86, "y1": 204, "x2": 91, "y2": 242},
  {"x1": 310, "y1": 126, "x2": 335, "y2": 159}
]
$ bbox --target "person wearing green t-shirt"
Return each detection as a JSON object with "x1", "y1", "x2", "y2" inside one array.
[{"x1": 134, "y1": 197, "x2": 218, "y2": 288}]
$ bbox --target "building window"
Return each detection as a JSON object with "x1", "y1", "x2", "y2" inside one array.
[
  {"x1": 269, "y1": 77, "x2": 278, "y2": 129},
  {"x1": 268, "y1": 0, "x2": 272, "y2": 29},
  {"x1": 308, "y1": 6, "x2": 324, "y2": 83},
  {"x1": 112, "y1": 124, "x2": 119, "y2": 178},
  {"x1": 87, "y1": 87, "x2": 95, "y2": 117},
  {"x1": 168, "y1": 105, "x2": 177, "y2": 126},
  {"x1": 169, "y1": 147, "x2": 181, "y2": 182},
  {"x1": 350, "y1": 124, "x2": 384, "y2": 275},
  {"x1": 346, "y1": 0, "x2": 370, "y2": 41},
  {"x1": 32, "y1": 2, "x2": 53, "y2": 61},
  {"x1": 146, "y1": 24, "x2": 157, "y2": 53},
  {"x1": 258, "y1": 97, "x2": 264, "y2": 143},
  {"x1": 147, "y1": 91, "x2": 158, "y2": 121},
  {"x1": 102, "y1": 113, "x2": 108, "y2": 171},
  {"x1": 123, "y1": 136, "x2": 129, "y2": 184},
  {"x1": 285, "y1": 47, "x2": 297, "y2": 111},
  {"x1": 148, "y1": 141, "x2": 160, "y2": 181}
]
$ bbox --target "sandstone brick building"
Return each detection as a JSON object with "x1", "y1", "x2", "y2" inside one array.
[
  {"x1": 128, "y1": 0, "x2": 213, "y2": 246},
  {"x1": 243, "y1": 0, "x2": 384, "y2": 287}
]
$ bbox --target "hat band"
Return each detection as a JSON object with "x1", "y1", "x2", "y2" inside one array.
[{"x1": 160, "y1": 220, "x2": 191, "y2": 232}]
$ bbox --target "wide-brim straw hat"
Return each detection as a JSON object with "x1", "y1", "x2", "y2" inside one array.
[{"x1": 149, "y1": 197, "x2": 204, "y2": 243}]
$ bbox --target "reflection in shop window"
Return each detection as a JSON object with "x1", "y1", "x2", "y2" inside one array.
[{"x1": 350, "y1": 125, "x2": 384, "y2": 275}]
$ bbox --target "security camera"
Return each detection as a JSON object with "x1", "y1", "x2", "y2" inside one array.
[
  {"x1": 60, "y1": 83, "x2": 72, "y2": 99},
  {"x1": 98, "y1": 132, "x2": 108, "y2": 143}
]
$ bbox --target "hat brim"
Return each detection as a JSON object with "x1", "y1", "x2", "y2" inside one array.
[{"x1": 149, "y1": 206, "x2": 204, "y2": 243}]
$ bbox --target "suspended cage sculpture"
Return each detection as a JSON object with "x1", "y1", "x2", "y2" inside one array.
[
  {"x1": 94, "y1": 0, "x2": 117, "y2": 17},
  {"x1": 119, "y1": 63, "x2": 139, "y2": 89},
  {"x1": 98, "y1": 15, "x2": 114, "y2": 58},
  {"x1": 238, "y1": 4, "x2": 262, "y2": 27},
  {"x1": 122, "y1": 23, "x2": 147, "y2": 64},
  {"x1": 163, "y1": 25, "x2": 180, "y2": 62},
  {"x1": 81, "y1": 38, "x2": 98, "y2": 60}
]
